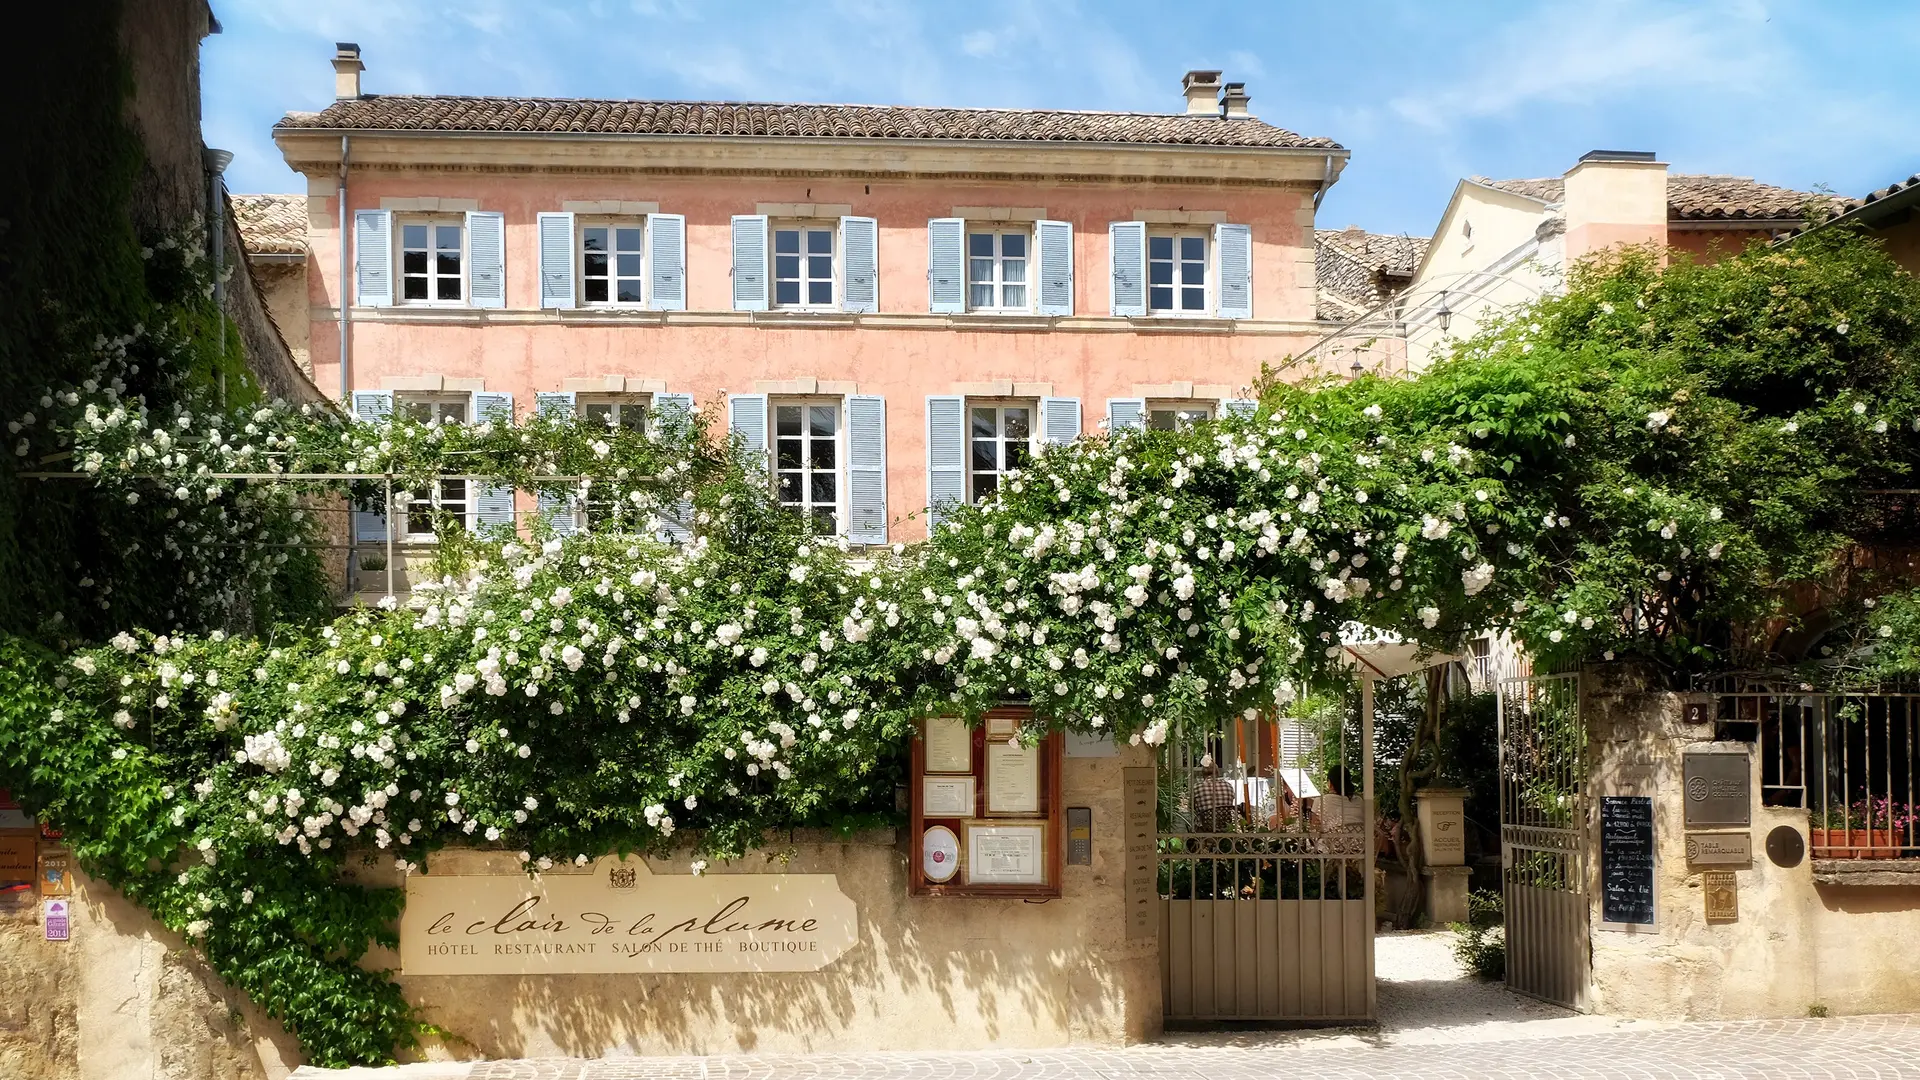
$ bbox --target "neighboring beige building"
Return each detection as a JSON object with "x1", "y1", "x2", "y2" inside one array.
[
  {"x1": 1337, "y1": 151, "x2": 1841, "y2": 372},
  {"x1": 232, "y1": 193, "x2": 312, "y2": 377}
]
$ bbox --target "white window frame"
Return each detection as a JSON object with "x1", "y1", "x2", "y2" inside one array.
[
  {"x1": 578, "y1": 392, "x2": 652, "y2": 531},
  {"x1": 396, "y1": 216, "x2": 467, "y2": 306},
  {"x1": 578, "y1": 392, "x2": 651, "y2": 432},
  {"x1": 966, "y1": 227, "x2": 1033, "y2": 313},
  {"x1": 771, "y1": 222, "x2": 838, "y2": 310},
  {"x1": 966, "y1": 399, "x2": 1038, "y2": 504},
  {"x1": 1147, "y1": 229, "x2": 1210, "y2": 316},
  {"x1": 771, "y1": 396, "x2": 844, "y2": 535},
  {"x1": 579, "y1": 217, "x2": 648, "y2": 307},
  {"x1": 1148, "y1": 401, "x2": 1214, "y2": 431},
  {"x1": 394, "y1": 393, "x2": 474, "y2": 539}
]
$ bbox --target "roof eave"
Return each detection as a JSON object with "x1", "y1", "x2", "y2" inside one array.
[{"x1": 270, "y1": 123, "x2": 1344, "y2": 156}]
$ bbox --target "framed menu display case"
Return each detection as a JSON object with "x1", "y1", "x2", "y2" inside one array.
[{"x1": 909, "y1": 705, "x2": 1064, "y2": 898}]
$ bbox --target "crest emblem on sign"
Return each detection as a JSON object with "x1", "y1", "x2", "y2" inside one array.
[{"x1": 608, "y1": 866, "x2": 637, "y2": 889}]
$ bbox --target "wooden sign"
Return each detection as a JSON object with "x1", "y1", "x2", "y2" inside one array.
[
  {"x1": 1702, "y1": 870, "x2": 1738, "y2": 922},
  {"x1": 908, "y1": 708, "x2": 1063, "y2": 898},
  {"x1": 400, "y1": 856, "x2": 858, "y2": 975}
]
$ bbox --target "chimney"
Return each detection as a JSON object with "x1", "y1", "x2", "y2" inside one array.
[
  {"x1": 1221, "y1": 82, "x2": 1251, "y2": 119},
  {"x1": 1561, "y1": 149, "x2": 1669, "y2": 263},
  {"x1": 332, "y1": 42, "x2": 365, "y2": 100},
  {"x1": 1182, "y1": 70, "x2": 1223, "y2": 116}
]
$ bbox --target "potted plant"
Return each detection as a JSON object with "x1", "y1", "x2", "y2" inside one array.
[{"x1": 1812, "y1": 802, "x2": 1899, "y2": 858}]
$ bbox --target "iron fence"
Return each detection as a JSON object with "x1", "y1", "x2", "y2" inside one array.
[{"x1": 1707, "y1": 684, "x2": 1920, "y2": 859}]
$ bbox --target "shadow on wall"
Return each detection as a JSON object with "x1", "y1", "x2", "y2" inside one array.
[{"x1": 386, "y1": 837, "x2": 1132, "y2": 1059}]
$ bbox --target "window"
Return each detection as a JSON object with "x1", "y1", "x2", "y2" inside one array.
[
  {"x1": 1148, "y1": 232, "x2": 1207, "y2": 314},
  {"x1": 400, "y1": 219, "x2": 464, "y2": 302},
  {"x1": 773, "y1": 225, "x2": 835, "y2": 308},
  {"x1": 579, "y1": 394, "x2": 649, "y2": 433},
  {"x1": 774, "y1": 401, "x2": 839, "y2": 534},
  {"x1": 968, "y1": 230, "x2": 1029, "y2": 311},
  {"x1": 1149, "y1": 404, "x2": 1212, "y2": 431},
  {"x1": 582, "y1": 221, "x2": 645, "y2": 305},
  {"x1": 579, "y1": 394, "x2": 651, "y2": 530},
  {"x1": 969, "y1": 404, "x2": 1033, "y2": 502},
  {"x1": 397, "y1": 395, "x2": 471, "y2": 538}
]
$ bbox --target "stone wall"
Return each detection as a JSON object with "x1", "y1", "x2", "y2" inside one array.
[
  {"x1": 0, "y1": 868, "x2": 301, "y2": 1080},
  {"x1": 366, "y1": 745, "x2": 1160, "y2": 1061},
  {"x1": 3, "y1": 746, "x2": 1157, "y2": 1077},
  {"x1": 1582, "y1": 664, "x2": 1920, "y2": 1019}
]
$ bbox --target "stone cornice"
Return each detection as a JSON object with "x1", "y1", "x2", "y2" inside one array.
[
  {"x1": 276, "y1": 130, "x2": 1345, "y2": 191},
  {"x1": 312, "y1": 305, "x2": 1324, "y2": 336}
]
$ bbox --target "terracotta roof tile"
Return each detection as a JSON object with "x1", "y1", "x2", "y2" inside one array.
[
  {"x1": 1316, "y1": 227, "x2": 1427, "y2": 321},
  {"x1": 277, "y1": 96, "x2": 1341, "y2": 150},
  {"x1": 231, "y1": 194, "x2": 308, "y2": 256},
  {"x1": 1472, "y1": 174, "x2": 1842, "y2": 222}
]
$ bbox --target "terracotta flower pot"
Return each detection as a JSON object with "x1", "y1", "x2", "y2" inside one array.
[{"x1": 1810, "y1": 828, "x2": 1898, "y2": 858}]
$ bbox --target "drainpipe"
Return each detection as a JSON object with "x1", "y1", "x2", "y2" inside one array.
[
  {"x1": 204, "y1": 148, "x2": 234, "y2": 407},
  {"x1": 337, "y1": 135, "x2": 352, "y2": 404},
  {"x1": 339, "y1": 135, "x2": 355, "y2": 594},
  {"x1": 1312, "y1": 153, "x2": 1337, "y2": 213}
]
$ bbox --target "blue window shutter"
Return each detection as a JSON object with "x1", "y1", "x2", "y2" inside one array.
[
  {"x1": 846, "y1": 394, "x2": 887, "y2": 544},
  {"x1": 351, "y1": 390, "x2": 394, "y2": 422},
  {"x1": 1036, "y1": 220, "x2": 1074, "y2": 316},
  {"x1": 353, "y1": 210, "x2": 392, "y2": 307},
  {"x1": 649, "y1": 213, "x2": 687, "y2": 311},
  {"x1": 1222, "y1": 398, "x2": 1258, "y2": 419},
  {"x1": 1041, "y1": 397, "x2": 1081, "y2": 445},
  {"x1": 652, "y1": 392, "x2": 696, "y2": 543},
  {"x1": 731, "y1": 215, "x2": 769, "y2": 312},
  {"x1": 538, "y1": 488, "x2": 579, "y2": 537},
  {"x1": 925, "y1": 395, "x2": 965, "y2": 528},
  {"x1": 466, "y1": 211, "x2": 506, "y2": 308},
  {"x1": 470, "y1": 391, "x2": 514, "y2": 426},
  {"x1": 1109, "y1": 221, "x2": 1146, "y2": 317},
  {"x1": 350, "y1": 390, "x2": 394, "y2": 542},
  {"x1": 840, "y1": 216, "x2": 878, "y2": 313},
  {"x1": 1107, "y1": 398, "x2": 1146, "y2": 432},
  {"x1": 927, "y1": 218, "x2": 965, "y2": 314},
  {"x1": 727, "y1": 393, "x2": 769, "y2": 471},
  {"x1": 535, "y1": 391, "x2": 576, "y2": 420},
  {"x1": 475, "y1": 485, "x2": 517, "y2": 530},
  {"x1": 537, "y1": 211, "x2": 575, "y2": 309},
  {"x1": 1215, "y1": 222, "x2": 1252, "y2": 319}
]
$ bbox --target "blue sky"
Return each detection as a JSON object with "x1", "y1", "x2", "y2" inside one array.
[{"x1": 204, "y1": 0, "x2": 1920, "y2": 238}]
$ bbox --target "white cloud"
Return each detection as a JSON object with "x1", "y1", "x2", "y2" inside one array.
[
  {"x1": 1388, "y1": 1, "x2": 1778, "y2": 132},
  {"x1": 961, "y1": 30, "x2": 999, "y2": 57}
]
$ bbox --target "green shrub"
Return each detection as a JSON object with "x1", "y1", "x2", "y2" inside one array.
[{"x1": 1450, "y1": 888, "x2": 1506, "y2": 980}]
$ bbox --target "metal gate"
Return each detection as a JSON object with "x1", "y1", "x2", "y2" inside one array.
[
  {"x1": 1159, "y1": 695, "x2": 1375, "y2": 1023},
  {"x1": 1497, "y1": 672, "x2": 1591, "y2": 1010}
]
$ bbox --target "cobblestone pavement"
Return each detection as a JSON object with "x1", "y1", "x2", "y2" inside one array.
[{"x1": 299, "y1": 1014, "x2": 1920, "y2": 1080}]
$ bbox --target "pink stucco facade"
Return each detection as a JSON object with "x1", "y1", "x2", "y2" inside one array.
[{"x1": 282, "y1": 129, "x2": 1340, "y2": 542}]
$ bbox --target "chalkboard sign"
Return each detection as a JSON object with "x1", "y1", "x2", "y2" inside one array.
[{"x1": 1600, "y1": 795, "x2": 1656, "y2": 927}]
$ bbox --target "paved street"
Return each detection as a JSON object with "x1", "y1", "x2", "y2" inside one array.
[{"x1": 297, "y1": 1013, "x2": 1920, "y2": 1080}]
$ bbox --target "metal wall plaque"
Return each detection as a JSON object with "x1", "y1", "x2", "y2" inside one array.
[
  {"x1": 1766, "y1": 825, "x2": 1806, "y2": 868},
  {"x1": 1684, "y1": 832, "x2": 1752, "y2": 866},
  {"x1": 1066, "y1": 806, "x2": 1093, "y2": 865},
  {"x1": 1683, "y1": 751, "x2": 1751, "y2": 828},
  {"x1": 1702, "y1": 870, "x2": 1738, "y2": 922}
]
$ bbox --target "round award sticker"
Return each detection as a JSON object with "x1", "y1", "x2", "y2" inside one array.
[{"x1": 922, "y1": 825, "x2": 960, "y2": 883}]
